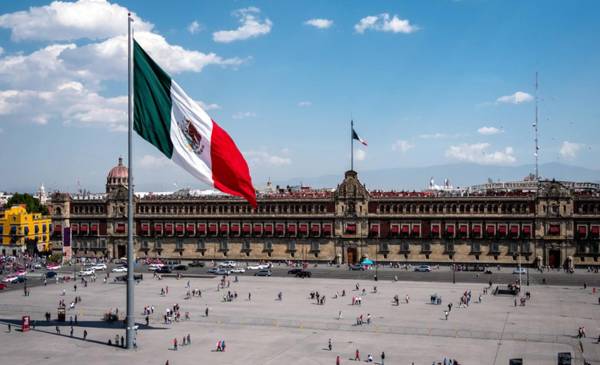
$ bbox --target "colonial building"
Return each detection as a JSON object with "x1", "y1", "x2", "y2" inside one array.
[
  {"x1": 0, "y1": 204, "x2": 52, "y2": 256},
  {"x1": 48, "y1": 158, "x2": 600, "y2": 267}
]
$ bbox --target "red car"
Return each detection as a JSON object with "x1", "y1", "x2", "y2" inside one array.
[{"x1": 0, "y1": 283, "x2": 7, "y2": 290}]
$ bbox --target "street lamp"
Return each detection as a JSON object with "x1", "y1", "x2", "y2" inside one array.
[{"x1": 452, "y1": 238, "x2": 455, "y2": 284}]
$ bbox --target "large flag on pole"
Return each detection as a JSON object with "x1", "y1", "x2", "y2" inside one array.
[
  {"x1": 352, "y1": 127, "x2": 368, "y2": 146},
  {"x1": 133, "y1": 40, "x2": 257, "y2": 207}
]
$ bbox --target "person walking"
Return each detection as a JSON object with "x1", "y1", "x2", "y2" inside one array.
[
  {"x1": 381, "y1": 351, "x2": 385, "y2": 365},
  {"x1": 328, "y1": 338, "x2": 332, "y2": 351},
  {"x1": 444, "y1": 310, "x2": 449, "y2": 320},
  {"x1": 70, "y1": 326, "x2": 74, "y2": 337},
  {"x1": 355, "y1": 349, "x2": 361, "y2": 361},
  {"x1": 205, "y1": 306, "x2": 209, "y2": 317},
  {"x1": 56, "y1": 325, "x2": 60, "y2": 334},
  {"x1": 83, "y1": 329, "x2": 88, "y2": 340},
  {"x1": 7, "y1": 323, "x2": 11, "y2": 333},
  {"x1": 248, "y1": 292, "x2": 251, "y2": 301},
  {"x1": 187, "y1": 333, "x2": 191, "y2": 345},
  {"x1": 173, "y1": 337, "x2": 178, "y2": 351},
  {"x1": 336, "y1": 355, "x2": 341, "y2": 365}
]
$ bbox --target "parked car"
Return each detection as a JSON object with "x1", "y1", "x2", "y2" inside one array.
[
  {"x1": 214, "y1": 268, "x2": 231, "y2": 275},
  {"x1": 156, "y1": 266, "x2": 172, "y2": 274},
  {"x1": 0, "y1": 282, "x2": 7, "y2": 290},
  {"x1": 173, "y1": 264, "x2": 188, "y2": 271},
  {"x1": 79, "y1": 268, "x2": 95, "y2": 276},
  {"x1": 557, "y1": 352, "x2": 572, "y2": 365},
  {"x1": 295, "y1": 270, "x2": 311, "y2": 278},
  {"x1": 414, "y1": 265, "x2": 432, "y2": 272},
  {"x1": 288, "y1": 268, "x2": 303, "y2": 275},
  {"x1": 147, "y1": 264, "x2": 164, "y2": 271},
  {"x1": 114, "y1": 274, "x2": 143, "y2": 282},
  {"x1": 349, "y1": 264, "x2": 365, "y2": 271},
  {"x1": 188, "y1": 261, "x2": 205, "y2": 267},
  {"x1": 254, "y1": 269, "x2": 272, "y2": 277},
  {"x1": 112, "y1": 266, "x2": 127, "y2": 273},
  {"x1": 46, "y1": 271, "x2": 58, "y2": 278},
  {"x1": 218, "y1": 261, "x2": 237, "y2": 268},
  {"x1": 3, "y1": 275, "x2": 19, "y2": 283},
  {"x1": 512, "y1": 267, "x2": 527, "y2": 275},
  {"x1": 92, "y1": 263, "x2": 107, "y2": 271},
  {"x1": 230, "y1": 268, "x2": 245, "y2": 273},
  {"x1": 207, "y1": 268, "x2": 220, "y2": 274}
]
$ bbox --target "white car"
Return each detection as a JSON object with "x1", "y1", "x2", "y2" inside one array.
[
  {"x1": 218, "y1": 261, "x2": 237, "y2": 268},
  {"x1": 247, "y1": 263, "x2": 270, "y2": 270},
  {"x1": 2, "y1": 275, "x2": 19, "y2": 283},
  {"x1": 230, "y1": 268, "x2": 245, "y2": 273},
  {"x1": 112, "y1": 266, "x2": 128, "y2": 273},
  {"x1": 512, "y1": 267, "x2": 527, "y2": 275},
  {"x1": 148, "y1": 264, "x2": 164, "y2": 271},
  {"x1": 47, "y1": 264, "x2": 61, "y2": 270},
  {"x1": 92, "y1": 263, "x2": 107, "y2": 271},
  {"x1": 79, "y1": 269, "x2": 95, "y2": 276}
]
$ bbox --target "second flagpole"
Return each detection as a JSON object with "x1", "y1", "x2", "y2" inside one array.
[{"x1": 350, "y1": 119, "x2": 354, "y2": 171}]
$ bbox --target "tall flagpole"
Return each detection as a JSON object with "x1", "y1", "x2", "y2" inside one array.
[
  {"x1": 126, "y1": 12, "x2": 135, "y2": 350},
  {"x1": 350, "y1": 119, "x2": 354, "y2": 171}
]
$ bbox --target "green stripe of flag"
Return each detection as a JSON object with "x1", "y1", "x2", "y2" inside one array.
[{"x1": 133, "y1": 40, "x2": 174, "y2": 158}]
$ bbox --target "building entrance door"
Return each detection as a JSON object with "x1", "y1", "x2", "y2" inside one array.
[
  {"x1": 347, "y1": 247, "x2": 358, "y2": 264},
  {"x1": 548, "y1": 249, "x2": 561, "y2": 268},
  {"x1": 117, "y1": 245, "x2": 126, "y2": 259}
]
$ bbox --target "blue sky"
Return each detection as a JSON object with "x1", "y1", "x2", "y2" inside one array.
[{"x1": 0, "y1": 0, "x2": 598, "y2": 193}]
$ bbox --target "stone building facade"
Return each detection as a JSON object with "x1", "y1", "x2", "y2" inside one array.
[{"x1": 48, "y1": 159, "x2": 600, "y2": 267}]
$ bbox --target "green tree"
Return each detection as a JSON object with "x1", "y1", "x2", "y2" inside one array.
[{"x1": 5, "y1": 193, "x2": 49, "y2": 215}]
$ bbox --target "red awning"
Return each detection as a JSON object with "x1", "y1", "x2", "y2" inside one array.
[
  {"x1": 242, "y1": 224, "x2": 251, "y2": 233},
  {"x1": 154, "y1": 223, "x2": 163, "y2": 232},
  {"x1": 275, "y1": 224, "x2": 285, "y2": 233},
  {"x1": 71, "y1": 224, "x2": 79, "y2": 233},
  {"x1": 265, "y1": 224, "x2": 273, "y2": 233},
  {"x1": 53, "y1": 224, "x2": 62, "y2": 233},
  {"x1": 141, "y1": 223, "x2": 149, "y2": 232},
  {"x1": 472, "y1": 225, "x2": 481, "y2": 233},
  {"x1": 578, "y1": 226, "x2": 587, "y2": 236},
  {"x1": 165, "y1": 224, "x2": 174, "y2": 234},
  {"x1": 486, "y1": 225, "x2": 495, "y2": 234},
  {"x1": 459, "y1": 225, "x2": 468, "y2": 233},
  {"x1": 412, "y1": 225, "x2": 421, "y2": 235},
  {"x1": 299, "y1": 224, "x2": 308, "y2": 233},
  {"x1": 91, "y1": 224, "x2": 98, "y2": 232},
  {"x1": 186, "y1": 224, "x2": 195, "y2": 233},
  {"x1": 431, "y1": 225, "x2": 440, "y2": 233},
  {"x1": 591, "y1": 226, "x2": 600, "y2": 236},
  {"x1": 231, "y1": 224, "x2": 240, "y2": 233},
  {"x1": 498, "y1": 225, "x2": 507, "y2": 234},
  {"x1": 116, "y1": 223, "x2": 126, "y2": 233},
  {"x1": 323, "y1": 224, "x2": 332, "y2": 233},
  {"x1": 401, "y1": 225, "x2": 410, "y2": 233},
  {"x1": 391, "y1": 225, "x2": 400, "y2": 234},
  {"x1": 254, "y1": 224, "x2": 263, "y2": 233},
  {"x1": 208, "y1": 224, "x2": 217, "y2": 232},
  {"x1": 287, "y1": 225, "x2": 297, "y2": 233},
  {"x1": 176, "y1": 224, "x2": 184, "y2": 232},
  {"x1": 510, "y1": 225, "x2": 519, "y2": 234},
  {"x1": 522, "y1": 226, "x2": 531, "y2": 235},
  {"x1": 370, "y1": 225, "x2": 379, "y2": 233},
  {"x1": 197, "y1": 224, "x2": 206, "y2": 233},
  {"x1": 311, "y1": 224, "x2": 320, "y2": 232},
  {"x1": 80, "y1": 224, "x2": 88, "y2": 231},
  {"x1": 446, "y1": 225, "x2": 454, "y2": 233},
  {"x1": 220, "y1": 224, "x2": 228, "y2": 232},
  {"x1": 346, "y1": 224, "x2": 356, "y2": 233},
  {"x1": 548, "y1": 225, "x2": 560, "y2": 234}
]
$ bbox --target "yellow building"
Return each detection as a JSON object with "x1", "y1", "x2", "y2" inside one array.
[{"x1": 0, "y1": 205, "x2": 51, "y2": 255}]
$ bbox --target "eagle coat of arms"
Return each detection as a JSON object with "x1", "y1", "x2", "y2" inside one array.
[{"x1": 178, "y1": 118, "x2": 205, "y2": 155}]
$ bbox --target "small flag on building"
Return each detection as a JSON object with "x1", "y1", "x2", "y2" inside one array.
[
  {"x1": 133, "y1": 40, "x2": 256, "y2": 207},
  {"x1": 352, "y1": 126, "x2": 368, "y2": 146}
]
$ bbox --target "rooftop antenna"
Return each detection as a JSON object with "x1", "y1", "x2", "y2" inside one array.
[{"x1": 533, "y1": 72, "x2": 539, "y2": 181}]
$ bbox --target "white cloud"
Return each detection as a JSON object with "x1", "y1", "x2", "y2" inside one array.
[
  {"x1": 187, "y1": 20, "x2": 202, "y2": 34},
  {"x1": 297, "y1": 101, "x2": 312, "y2": 107},
  {"x1": 304, "y1": 18, "x2": 333, "y2": 29},
  {"x1": 232, "y1": 111, "x2": 256, "y2": 119},
  {"x1": 445, "y1": 143, "x2": 516, "y2": 165},
  {"x1": 355, "y1": 13, "x2": 418, "y2": 34},
  {"x1": 197, "y1": 100, "x2": 221, "y2": 111},
  {"x1": 246, "y1": 150, "x2": 291, "y2": 166},
  {"x1": 0, "y1": 82, "x2": 127, "y2": 130},
  {"x1": 477, "y1": 126, "x2": 502, "y2": 135},
  {"x1": 0, "y1": 0, "x2": 153, "y2": 41},
  {"x1": 139, "y1": 154, "x2": 170, "y2": 168},
  {"x1": 559, "y1": 141, "x2": 582, "y2": 160},
  {"x1": 391, "y1": 140, "x2": 414, "y2": 153},
  {"x1": 355, "y1": 149, "x2": 366, "y2": 161},
  {"x1": 0, "y1": 47, "x2": 3, "y2": 56},
  {"x1": 418, "y1": 133, "x2": 461, "y2": 139},
  {"x1": 496, "y1": 91, "x2": 533, "y2": 104},
  {"x1": 213, "y1": 7, "x2": 272, "y2": 43}
]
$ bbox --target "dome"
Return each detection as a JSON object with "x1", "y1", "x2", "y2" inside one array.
[{"x1": 107, "y1": 157, "x2": 128, "y2": 179}]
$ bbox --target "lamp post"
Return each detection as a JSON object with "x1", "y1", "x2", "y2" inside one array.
[{"x1": 452, "y1": 238, "x2": 456, "y2": 284}]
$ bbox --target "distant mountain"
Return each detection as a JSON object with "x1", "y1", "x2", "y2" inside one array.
[{"x1": 276, "y1": 162, "x2": 600, "y2": 191}]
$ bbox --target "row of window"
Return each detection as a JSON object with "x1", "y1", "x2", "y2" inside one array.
[
  {"x1": 136, "y1": 203, "x2": 331, "y2": 215},
  {"x1": 376, "y1": 202, "x2": 531, "y2": 215},
  {"x1": 0, "y1": 224, "x2": 48, "y2": 235},
  {"x1": 138, "y1": 222, "x2": 334, "y2": 238}
]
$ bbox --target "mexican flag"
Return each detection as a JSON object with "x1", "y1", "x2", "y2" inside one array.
[{"x1": 133, "y1": 40, "x2": 256, "y2": 207}]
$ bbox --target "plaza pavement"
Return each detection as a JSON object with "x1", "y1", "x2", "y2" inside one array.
[{"x1": 0, "y1": 274, "x2": 599, "y2": 365}]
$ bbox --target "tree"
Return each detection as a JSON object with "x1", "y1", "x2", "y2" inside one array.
[{"x1": 5, "y1": 193, "x2": 49, "y2": 215}]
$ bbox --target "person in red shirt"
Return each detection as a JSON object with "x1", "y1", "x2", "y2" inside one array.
[{"x1": 355, "y1": 349, "x2": 360, "y2": 361}]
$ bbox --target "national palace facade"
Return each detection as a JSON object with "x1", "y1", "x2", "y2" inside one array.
[{"x1": 48, "y1": 158, "x2": 600, "y2": 268}]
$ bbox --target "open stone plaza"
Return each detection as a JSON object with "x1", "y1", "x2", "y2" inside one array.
[{"x1": 0, "y1": 275, "x2": 599, "y2": 365}]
